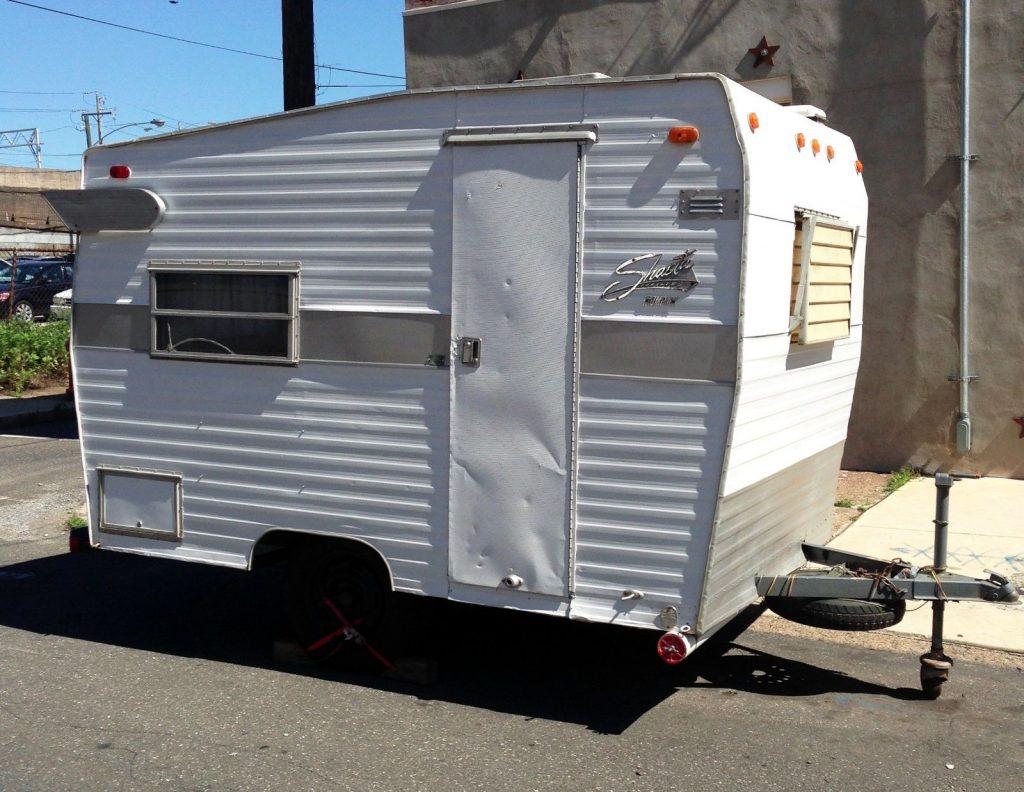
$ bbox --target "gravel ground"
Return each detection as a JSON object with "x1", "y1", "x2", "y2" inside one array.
[
  {"x1": 0, "y1": 419, "x2": 81, "y2": 544},
  {"x1": 831, "y1": 469, "x2": 892, "y2": 537}
]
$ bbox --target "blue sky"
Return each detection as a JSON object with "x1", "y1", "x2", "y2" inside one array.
[{"x1": 1, "y1": 0, "x2": 407, "y2": 168}]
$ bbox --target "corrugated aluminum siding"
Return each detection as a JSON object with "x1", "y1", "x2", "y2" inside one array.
[
  {"x1": 74, "y1": 78, "x2": 745, "y2": 626},
  {"x1": 723, "y1": 327, "x2": 862, "y2": 496},
  {"x1": 580, "y1": 80, "x2": 741, "y2": 324},
  {"x1": 76, "y1": 348, "x2": 450, "y2": 594},
  {"x1": 698, "y1": 442, "x2": 844, "y2": 632},
  {"x1": 700, "y1": 321, "x2": 862, "y2": 632},
  {"x1": 571, "y1": 377, "x2": 732, "y2": 628},
  {"x1": 76, "y1": 94, "x2": 457, "y2": 313}
]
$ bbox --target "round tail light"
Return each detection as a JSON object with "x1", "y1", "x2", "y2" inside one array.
[
  {"x1": 657, "y1": 631, "x2": 690, "y2": 665},
  {"x1": 109, "y1": 165, "x2": 131, "y2": 179}
]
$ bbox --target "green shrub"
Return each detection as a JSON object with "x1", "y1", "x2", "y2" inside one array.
[
  {"x1": 0, "y1": 319, "x2": 70, "y2": 395},
  {"x1": 884, "y1": 465, "x2": 918, "y2": 494}
]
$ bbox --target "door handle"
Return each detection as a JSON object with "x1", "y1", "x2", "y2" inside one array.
[{"x1": 459, "y1": 337, "x2": 481, "y2": 367}]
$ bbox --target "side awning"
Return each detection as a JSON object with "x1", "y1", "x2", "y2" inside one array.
[{"x1": 42, "y1": 188, "x2": 165, "y2": 232}]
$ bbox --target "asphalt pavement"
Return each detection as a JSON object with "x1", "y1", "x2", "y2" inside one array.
[
  {"x1": 1, "y1": 422, "x2": 1021, "y2": 791},
  {"x1": 0, "y1": 418, "x2": 82, "y2": 545}
]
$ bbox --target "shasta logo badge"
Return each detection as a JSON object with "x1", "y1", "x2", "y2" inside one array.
[{"x1": 599, "y1": 250, "x2": 699, "y2": 302}]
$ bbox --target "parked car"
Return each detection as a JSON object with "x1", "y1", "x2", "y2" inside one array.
[
  {"x1": 50, "y1": 288, "x2": 73, "y2": 321},
  {"x1": 0, "y1": 260, "x2": 74, "y2": 321}
]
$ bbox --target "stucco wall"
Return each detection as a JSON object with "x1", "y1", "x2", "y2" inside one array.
[
  {"x1": 404, "y1": 0, "x2": 1024, "y2": 477},
  {"x1": 0, "y1": 166, "x2": 79, "y2": 191}
]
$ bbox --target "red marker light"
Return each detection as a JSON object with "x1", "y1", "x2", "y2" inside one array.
[
  {"x1": 668, "y1": 125, "x2": 700, "y2": 144},
  {"x1": 656, "y1": 632, "x2": 689, "y2": 665},
  {"x1": 109, "y1": 165, "x2": 131, "y2": 179}
]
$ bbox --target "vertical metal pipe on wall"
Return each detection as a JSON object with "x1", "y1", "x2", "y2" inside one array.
[{"x1": 955, "y1": 0, "x2": 973, "y2": 454}]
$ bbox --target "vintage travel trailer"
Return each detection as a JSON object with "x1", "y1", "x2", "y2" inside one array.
[{"x1": 47, "y1": 73, "x2": 873, "y2": 667}]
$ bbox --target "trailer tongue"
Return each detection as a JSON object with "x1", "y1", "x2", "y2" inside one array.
[{"x1": 752, "y1": 474, "x2": 1019, "y2": 699}]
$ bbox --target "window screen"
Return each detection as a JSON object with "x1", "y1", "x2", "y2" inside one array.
[
  {"x1": 790, "y1": 215, "x2": 854, "y2": 345},
  {"x1": 149, "y1": 263, "x2": 299, "y2": 364}
]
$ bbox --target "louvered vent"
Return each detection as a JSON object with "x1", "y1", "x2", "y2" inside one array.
[
  {"x1": 790, "y1": 213, "x2": 854, "y2": 344},
  {"x1": 678, "y1": 188, "x2": 740, "y2": 220}
]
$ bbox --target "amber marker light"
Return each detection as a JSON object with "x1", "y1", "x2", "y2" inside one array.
[
  {"x1": 795, "y1": 132, "x2": 806, "y2": 150},
  {"x1": 855, "y1": 159, "x2": 864, "y2": 174},
  {"x1": 748, "y1": 112, "x2": 759, "y2": 131},
  {"x1": 667, "y1": 125, "x2": 700, "y2": 144},
  {"x1": 811, "y1": 139, "x2": 821, "y2": 156},
  {"x1": 826, "y1": 145, "x2": 835, "y2": 161}
]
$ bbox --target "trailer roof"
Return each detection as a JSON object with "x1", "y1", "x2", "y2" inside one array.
[{"x1": 88, "y1": 72, "x2": 729, "y2": 152}]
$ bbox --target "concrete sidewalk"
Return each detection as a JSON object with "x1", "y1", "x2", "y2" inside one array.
[{"x1": 829, "y1": 476, "x2": 1024, "y2": 652}]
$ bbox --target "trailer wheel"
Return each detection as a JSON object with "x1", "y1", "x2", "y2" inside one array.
[
  {"x1": 285, "y1": 539, "x2": 397, "y2": 671},
  {"x1": 765, "y1": 596, "x2": 905, "y2": 631}
]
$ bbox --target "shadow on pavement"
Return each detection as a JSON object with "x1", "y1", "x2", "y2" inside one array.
[
  {"x1": 1, "y1": 417, "x2": 79, "y2": 440},
  {"x1": 0, "y1": 548, "x2": 923, "y2": 734}
]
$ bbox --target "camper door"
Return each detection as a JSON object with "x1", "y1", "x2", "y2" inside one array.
[{"x1": 448, "y1": 139, "x2": 583, "y2": 597}]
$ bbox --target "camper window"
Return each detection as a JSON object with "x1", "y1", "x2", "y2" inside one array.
[
  {"x1": 789, "y1": 214, "x2": 854, "y2": 345},
  {"x1": 148, "y1": 262, "x2": 300, "y2": 364}
]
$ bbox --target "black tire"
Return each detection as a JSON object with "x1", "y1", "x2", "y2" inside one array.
[
  {"x1": 766, "y1": 596, "x2": 906, "y2": 631},
  {"x1": 284, "y1": 539, "x2": 398, "y2": 672}
]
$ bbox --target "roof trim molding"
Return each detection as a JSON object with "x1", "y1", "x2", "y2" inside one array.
[{"x1": 403, "y1": 0, "x2": 506, "y2": 16}]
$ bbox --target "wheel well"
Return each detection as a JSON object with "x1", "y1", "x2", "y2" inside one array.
[{"x1": 249, "y1": 530, "x2": 394, "y2": 590}]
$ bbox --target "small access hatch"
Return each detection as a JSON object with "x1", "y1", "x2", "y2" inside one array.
[{"x1": 98, "y1": 468, "x2": 183, "y2": 541}]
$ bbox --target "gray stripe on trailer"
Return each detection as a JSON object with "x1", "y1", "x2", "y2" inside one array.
[
  {"x1": 73, "y1": 302, "x2": 150, "y2": 352},
  {"x1": 579, "y1": 320, "x2": 737, "y2": 383},
  {"x1": 696, "y1": 441, "x2": 846, "y2": 634},
  {"x1": 73, "y1": 303, "x2": 452, "y2": 366},
  {"x1": 300, "y1": 311, "x2": 450, "y2": 365}
]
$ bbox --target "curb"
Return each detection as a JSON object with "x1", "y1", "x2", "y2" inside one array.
[{"x1": 0, "y1": 392, "x2": 75, "y2": 431}]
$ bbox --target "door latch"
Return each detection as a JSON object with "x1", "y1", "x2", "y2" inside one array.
[{"x1": 459, "y1": 337, "x2": 481, "y2": 367}]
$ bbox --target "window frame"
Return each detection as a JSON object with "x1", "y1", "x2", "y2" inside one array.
[
  {"x1": 147, "y1": 259, "x2": 301, "y2": 365},
  {"x1": 789, "y1": 212, "x2": 858, "y2": 346}
]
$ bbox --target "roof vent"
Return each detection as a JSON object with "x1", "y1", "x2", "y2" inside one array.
[
  {"x1": 511, "y1": 73, "x2": 611, "y2": 86},
  {"x1": 789, "y1": 105, "x2": 828, "y2": 122}
]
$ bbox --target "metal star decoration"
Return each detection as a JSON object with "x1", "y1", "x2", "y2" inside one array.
[
  {"x1": 748, "y1": 36, "x2": 780, "y2": 68},
  {"x1": 1013, "y1": 417, "x2": 1024, "y2": 439}
]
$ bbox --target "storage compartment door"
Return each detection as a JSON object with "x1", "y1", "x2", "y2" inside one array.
[
  {"x1": 98, "y1": 468, "x2": 183, "y2": 541},
  {"x1": 448, "y1": 142, "x2": 580, "y2": 597}
]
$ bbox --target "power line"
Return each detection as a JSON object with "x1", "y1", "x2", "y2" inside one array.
[
  {"x1": 0, "y1": 108, "x2": 76, "y2": 113},
  {"x1": 7, "y1": 0, "x2": 405, "y2": 80},
  {"x1": 2, "y1": 151, "x2": 81, "y2": 157},
  {"x1": 0, "y1": 89, "x2": 79, "y2": 95}
]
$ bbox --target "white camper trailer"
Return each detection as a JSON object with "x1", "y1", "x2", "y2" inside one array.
[{"x1": 48, "y1": 73, "x2": 872, "y2": 665}]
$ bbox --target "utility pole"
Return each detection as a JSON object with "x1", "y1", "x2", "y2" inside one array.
[
  {"x1": 81, "y1": 93, "x2": 114, "y2": 147},
  {"x1": 281, "y1": 0, "x2": 315, "y2": 111}
]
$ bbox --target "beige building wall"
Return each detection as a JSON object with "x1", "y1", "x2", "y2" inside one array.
[
  {"x1": 0, "y1": 165, "x2": 79, "y2": 191},
  {"x1": 0, "y1": 166, "x2": 79, "y2": 255},
  {"x1": 403, "y1": 0, "x2": 1024, "y2": 478}
]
